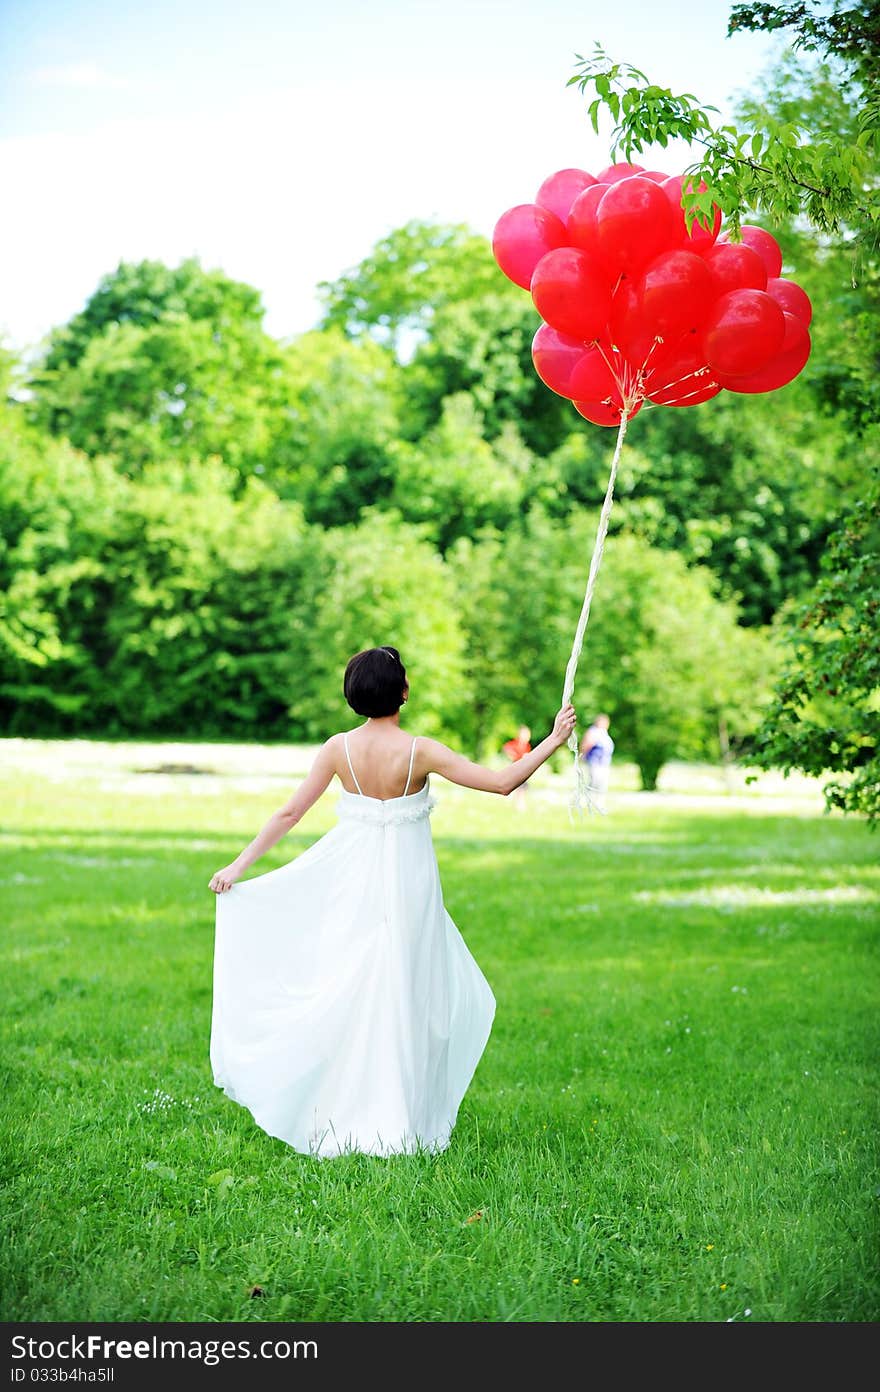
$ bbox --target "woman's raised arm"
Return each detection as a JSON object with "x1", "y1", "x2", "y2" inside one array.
[{"x1": 420, "y1": 704, "x2": 575, "y2": 797}]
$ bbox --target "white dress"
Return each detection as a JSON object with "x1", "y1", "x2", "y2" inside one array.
[{"x1": 210, "y1": 735, "x2": 496, "y2": 1158}]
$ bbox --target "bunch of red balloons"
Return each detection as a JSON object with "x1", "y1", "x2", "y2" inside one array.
[{"x1": 493, "y1": 162, "x2": 812, "y2": 426}]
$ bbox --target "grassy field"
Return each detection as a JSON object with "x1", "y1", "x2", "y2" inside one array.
[{"x1": 1, "y1": 739, "x2": 878, "y2": 1323}]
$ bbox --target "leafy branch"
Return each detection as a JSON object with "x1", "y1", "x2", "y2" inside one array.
[
  {"x1": 567, "y1": 43, "x2": 878, "y2": 241},
  {"x1": 750, "y1": 465, "x2": 880, "y2": 826}
]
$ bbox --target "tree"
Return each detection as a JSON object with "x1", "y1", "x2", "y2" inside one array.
[
  {"x1": 568, "y1": 2, "x2": 879, "y2": 243},
  {"x1": 27, "y1": 258, "x2": 284, "y2": 477},
  {"x1": 403, "y1": 292, "x2": 574, "y2": 454},
  {"x1": 728, "y1": 2, "x2": 880, "y2": 85},
  {"x1": 750, "y1": 463, "x2": 880, "y2": 822},
  {"x1": 35, "y1": 256, "x2": 268, "y2": 375},
  {"x1": 389, "y1": 395, "x2": 529, "y2": 552},
  {"x1": 541, "y1": 388, "x2": 855, "y2": 625},
  {"x1": 732, "y1": 46, "x2": 879, "y2": 428},
  {"x1": 318, "y1": 221, "x2": 503, "y2": 353},
  {"x1": 267, "y1": 328, "x2": 403, "y2": 524},
  {"x1": 0, "y1": 419, "x2": 323, "y2": 738},
  {"x1": 0, "y1": 411, "x2": 87, "y2": 705},
  {"x1": 450, "y1": 514, "x2": 776, "y2": 784},
  {"x1": 318, "y1": 221, "x2": 576, "y2": 454},
  {"x1": 288, "y1": 509, "x2": 471, "y2": 744},
  {"x1": 567, "y1": 533, "x2": 777, "y2": 789}
]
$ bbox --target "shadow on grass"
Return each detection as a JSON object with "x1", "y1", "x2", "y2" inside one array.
[
  {"x1": 3, "y1": 812, "x2": 875, "y2": 899},
  {"x1": 2, "y1": 810, "x2": 866, "y2": 853}
]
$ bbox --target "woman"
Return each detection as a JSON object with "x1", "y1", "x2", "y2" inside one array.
[{"x1": 209, "y1": 645, "x2": 575, "y2": 1158}]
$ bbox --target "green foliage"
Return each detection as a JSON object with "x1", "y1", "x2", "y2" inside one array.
[
  {"x1": 0, "y1": 418, "x2": 472, "y2": 743},
  {"x1": 0, "y1": 417, "x2": 93, "y2": 694},
  {"x1": 577, "y1": 534, "x2": 778, "y2": 788},
  {"x1": 727, "y1": 2, "x2": 880, "y2": 81},
  {"x1": 403, "y1": 292, "x2": 573, "y2": 453},
  {"x1": 318, "y1": 220, "x2": 502, "y2": 353},
  {"x1": 28, "y1": 258, "x2": 284, "y2": 477},
  {"x1": 0, "y1": 419, "x2": 319, "y2": 737},
  {"x1": 390, "y1": 395, "x2": 529, "y2": 552},
  {"x1": 267, "y1": 328, "x2": 403, "y2": 523},
  {"x1": 288, "y1": 509, "x2": 470, "y2": 743},
  {"x1": 568, "y1": 1, "x2": 879, "y2": 244},
  {"x1": 38, "y1": 257, "x2": 268, "y2": 374},
  {"x1": 451, "y1": 515, "x2": 776, "y2": 785},
  {"x1": 318, "y1": 223, "x2": 574, "y2": 455},
  {"x1": 548, "y1": 391, "x2": 855, "y2": 625},
  {"x1": 752, "y1": 460, "x2": 880, "y2": 822},
  {"x1": 733, "y1": 51, "x2": 880, "y2": 428}
]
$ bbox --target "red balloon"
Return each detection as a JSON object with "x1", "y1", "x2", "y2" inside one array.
[
  {"x1": 636, "y1": 248, "x2": 714, "y2": 339},
  {"x1": 568, "y1": 346, "x2": 624, "y2": 403},
  {"x1": 660, "y1": 175, "x2": 721, "y2": 252},
  {"x1": 643, "y1": 336, "x2": 708, "y2": 396},
  {"x1": 720, "y1": 224, "x2": 783, "y2": 278},
  {"x1": 492, "y1": 203, "x2": 568, "y2": 290},
  {"x1": 703, "y1": 241, "x2": 767, "y2": 296},
  {"x1": 574, "y1": 397, "x2": 643, "y2": 426},
  {"x1": 596, "y1": 162, "x2": 645, "y2": 184},
  {"x1": 715, "y1": 312, "x2": 811, "y2": 393},
  {"x1": 568, "y1": 183, "x2": 609, "y2": 263},
  {"x1": 530, "y1": 247, "x2": 613, "y2": 341},
  {"x1": 702, "y1": 289, "x2": 786, "y2": 377},
  {"x1": 609, "y1": 251, "x2": 711, "y2": 376},
  {"x1": 596, "y1": 176, "x2": 678, "y2": 275},
  {"x1": 766, "y1": 276, "x2": 812, "y2": 326},
  {"x1": 532, "y1": 324, "x2": 595, "y2": 399},
  {"x1": 535, "y1": 167, "x2": 597, "y2": 222},
  {"x1": 634, "y1": 328, "x2": 704, "y2": 389},
  {"x1": 609, "y1": 275, "x2": 663, "y2": 368}
]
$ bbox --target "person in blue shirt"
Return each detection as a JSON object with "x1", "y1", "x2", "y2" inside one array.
[{"x1": 580, "y1": 713, "x2": 614, "y2": 810}]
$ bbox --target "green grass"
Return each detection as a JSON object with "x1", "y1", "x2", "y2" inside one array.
[{"x1": 1, "y1": 741, "x2": 878, "y2": 1322}]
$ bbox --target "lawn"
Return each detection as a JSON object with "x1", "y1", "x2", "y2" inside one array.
[{"x1": 1, "y1": 739, "x2": 878, "y2": 1322}]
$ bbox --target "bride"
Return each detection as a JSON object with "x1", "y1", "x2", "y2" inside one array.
[{"x1": 209, "y1": 645, "x2": 575, "y2": 1159}]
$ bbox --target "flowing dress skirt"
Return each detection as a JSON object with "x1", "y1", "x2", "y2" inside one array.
[{"x1": 210, "y1": 782, "x2": 495, "y2": 1157}]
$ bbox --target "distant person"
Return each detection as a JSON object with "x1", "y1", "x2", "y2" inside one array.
[
  {"x1": 580, "y1": 713, "x2": 614, "y2": 811},
  {"x1": 503, "y1": 725, "x2": 532, "y2": 809},
  {"x1": 209, "y1": 646, "x2": 575, "y2": 1157}
]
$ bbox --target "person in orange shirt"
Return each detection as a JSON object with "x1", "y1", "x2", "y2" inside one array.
[{"x1": 503, "y1": 725, "x2": 532, "y2": 809}]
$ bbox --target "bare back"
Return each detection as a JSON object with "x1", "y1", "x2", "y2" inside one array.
[{"x1": 336, "y1": 726, "x2": 427, "y2": 801}]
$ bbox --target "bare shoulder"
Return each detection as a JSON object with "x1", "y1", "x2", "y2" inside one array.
[
  {"x1": 313, "y1": 732, "x2": 345, "y2": 768},
  {"x1": 413, "y1": 735, "x2": 453, "y2": 767}
]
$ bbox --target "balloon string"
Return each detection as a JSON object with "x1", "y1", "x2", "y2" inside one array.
[
  {"x1": 594, "y1": 339, "x2": 626, "y2": 400},
  {"x1": 647, "y1": 373, "x2": 719, "y2": 408},
  {"x1": 562, "y1": 409, "x2": 630, "y2": 817},
  {"x1": 659, "y1": 367, "x2": 704, "y2": 392}
]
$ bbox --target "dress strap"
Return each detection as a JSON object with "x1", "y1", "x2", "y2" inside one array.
[
  {"x1": 343, "y1": 733, "x2": 364, "y2": 796},
  {"x1": 402, "y1": 736, "x2": 418, "y2": 797}
]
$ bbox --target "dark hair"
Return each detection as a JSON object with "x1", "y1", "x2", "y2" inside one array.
[{"x1": 343, "y1": 646, "x2": 408, "y2": 718}]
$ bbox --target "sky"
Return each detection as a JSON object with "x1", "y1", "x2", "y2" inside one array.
[{"x1": 0, "y1": 0, "x2": 784, "y2": 357}]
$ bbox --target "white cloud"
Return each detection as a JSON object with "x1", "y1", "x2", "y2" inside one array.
[{"x1": 29, "y1": 62, "x2": 130, "y2": 92}]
